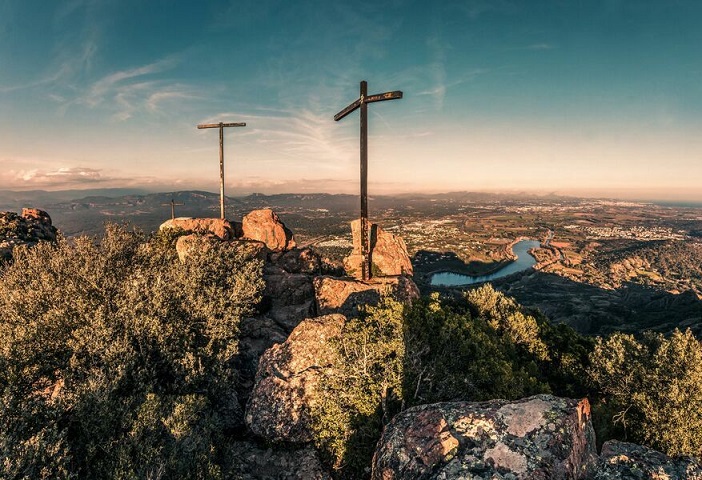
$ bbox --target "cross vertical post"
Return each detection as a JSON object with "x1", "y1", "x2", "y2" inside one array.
[
  {"x1": 360, "y1": 81, "x2": 369, "y2": 281},
  {"x1": 334, "y1": 81, "x2": 402, "y2": 281},
  {"x1": 219, "y1": 124, "x2": 224, "y2": 220},
  {"x1": 197, "y1": 121, "x2": 246, "y2": 219}
]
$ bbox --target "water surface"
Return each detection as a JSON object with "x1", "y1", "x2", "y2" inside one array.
[{"x1": 430, "y1": 240, "x2": 541, "y2": 287}]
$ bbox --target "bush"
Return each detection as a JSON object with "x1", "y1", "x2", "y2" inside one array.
[
  {"x1": 0, "y1": 225, "x2": 264, "y2": 479},
  {"x1": 312, "y1": 299, "x2": 405, "y2": 478},
  {"x1": 589, "y1": 329, "x2": 702, "y2": 456},
  {"x1": 312, "y1": 286, "x2": 591, "y2": 478}
]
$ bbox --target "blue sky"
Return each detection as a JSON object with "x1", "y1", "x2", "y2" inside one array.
[{"x1": 1, "y1": 0, "x2": 701, "y2": 200}]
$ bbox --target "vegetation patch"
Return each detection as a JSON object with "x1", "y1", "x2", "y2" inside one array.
[{"x1": 0, "y1": 225, "x2": 264, "y2": 479}]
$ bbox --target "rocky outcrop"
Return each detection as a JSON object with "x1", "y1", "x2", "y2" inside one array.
[
  {"x1": 245, "y1": 314, "x2": 346, "y2": 443},
  {"x1": 235, "y1": 316, "x2": 288, "y2": 406},
  {"x1": 175, "y1": 233, "x2": 214, "y2": 262},
  {"x1": 242, "y1": 209, "x2": 296, "y2": 252},
  {"x1": 262, "y1": 270, "x2": 316, "y2": 331},
  {"x1": 175, "y1": 234, "x2": 267, "y2": 263},
  {"x1": 160, "y1": 217, "x2": 236, "y2": 240},
  {"x1": 594, "y1": 440, "x2": 702, "y2": 479},
  {"x1": 372, "y1": 394, "x2": 596, "y2": 480},
  {"x1": 224, "y1": 441, "x2": 331, "y2": 479},
  {"x1": 314, "y1": 275, "x2": 420, "y2": 317},
  {"x1": 344, "y1": 220, "x2": 413, "y2": 278},
  {"x1": 0, "y1": 208, "x2": 57, "y2": 261},
  {"x1": 274, "y1": 247, "x2": 322, "y2": 275}
]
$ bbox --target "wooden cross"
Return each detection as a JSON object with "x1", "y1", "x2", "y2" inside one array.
[
  {"x1": 334, "y1": 80, "x2": 402, "y2": 281},
  {"x1": 197, "y1": 121, "x2": 246, "y2": 219},
  {"x1": 161, "y1": 198, "x2": 184, "y2": 220}
]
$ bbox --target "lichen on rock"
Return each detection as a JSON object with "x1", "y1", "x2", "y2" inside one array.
[
  {"x1": 245, "y1": 314, "x2": 346, "y2": 443},
  {"x1": 372, "y1": 394, "x2": 597, "y2": 480}
]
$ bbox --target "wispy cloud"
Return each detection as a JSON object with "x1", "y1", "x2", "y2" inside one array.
[
  {"x1": 0, "y1": 163, "x2": 165, "y2": 191},
  {"x1": 5, "y1": 166, "x2": 109, "y2": 188},
  {"x1": 500, "y1": 43, "x2": 557, "y2": 53},
  {"x1": 82, "y1": 57, "x2": 178, "y2": 108},
  {"x1": 525, "y1": 43, "x2": 555, "y2": 50},
  {"x1": 60, "y1": 55, "x2": 203, "y2": 121},
  {"x1": 0, "y1": 3, "x2": 99, "y2": 95},
  {"x1": 198, "y1": 107, "x2": 357, "y2": 168},
  {"x1": 146, "y1": 90, "x2": 198, "y2": 112},
  {"x1": 455, "y1": 0, "x2": 518, "y2": 19},
  {"x1": 416, "y1": 69, "x2": 488, "y2": 109}
]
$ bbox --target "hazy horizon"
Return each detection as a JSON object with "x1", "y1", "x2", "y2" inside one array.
[{"x1": 2, "y1": 184, "x2": 701, "y2": 205}]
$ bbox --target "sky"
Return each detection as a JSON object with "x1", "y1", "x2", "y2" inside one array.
[{"x1": 1, "y1": 0, "x2": 701, "y2": 201}]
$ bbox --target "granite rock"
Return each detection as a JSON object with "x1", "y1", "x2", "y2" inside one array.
[{"x1": 372, "y1": 394, "x2": 597, "y2": 480}]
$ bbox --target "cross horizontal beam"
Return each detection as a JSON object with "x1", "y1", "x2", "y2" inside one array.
[
  {"x1": 333, "y1": 90, "x2": 403, "y2": 121},
  {"x1": 197, "y1": 122, "x2": 246, "y2": 129},
  {"x1": 333, "y1": 99, "x2": 361, "y2": 122}
]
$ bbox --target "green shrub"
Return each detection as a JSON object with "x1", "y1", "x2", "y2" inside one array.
[
  {"x1": 589, "y1": 329, "x2": 702, "y2": 456},
  {"x1": 312, "y1": 299, "x2": 405, "y2": 477},
  {"x1": 0, "y1": 224, "x2": 264, "y2": 479},
  {"x1": 312, "y1": 286, "x2": 590, "y2": 479},
  {"x1": 403, "y1": 291, "x2": 550, "y2": 406}
]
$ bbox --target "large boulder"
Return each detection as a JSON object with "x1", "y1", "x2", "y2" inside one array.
[
  {"x1": 372, "y1": 394, "x2": 597, "y2": 480},
  {"x1": 593, "y1": 440, "x2": 702, "y2": 479},
  {"x1": 175, "y1": 233, "x2": 213, "y2": 262},
  {"x1": 344, "y1": 220, "x2": 413, "y2": 278},
  {"x1": 242, "y1": 209, "x2": 296, "y2": 252},
  {"x1": 262, "y1": 272, "x2": 316, "y2": 331},
  {"x1": 314, "y1": 275, "x2": 420, "y2": 317},
  {"x1": 234, "y1": 316, "x2": 288, "y2": 406},
  {"x1": 174, "y1": 235, "x2": 266, "y2": 263},
  {"x1": 160, "y1": 217, "x2": 236, "y2": 240},
  {"x1": 275, "y1": 247, "x2": 322, "y2": 275},
  {"x1": 245, "y1": 314, "x2": 346, "y2": 443},
  {"x1": 224, "y1": 441, "x2": 331, "y2": 480},
  {"x1": 0, "y1": 208, "x2": 57, "y2": 261}
]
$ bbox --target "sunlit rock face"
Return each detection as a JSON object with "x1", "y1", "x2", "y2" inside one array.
[
  {"x1": 242, "y1": 208, "x2": 296, "y2": 252},
  {"x1": 344, "y1": 220, "x2": 413, "y2": 278},
  {"x1": 245, "y1": 314, "x2": 346, "y2": 444},
  {"x1": 160, "y1": 217, "x2": 236, "y2": 240},
  {"x1": 313, "y1": 275, "x2": 420, "y2": 318},
  {"x1": 372, "y1": 394, "x2": 597, "y2": 480},
  {"x1": 0, "y1": 208, "x2": 58, "y2": 262}
]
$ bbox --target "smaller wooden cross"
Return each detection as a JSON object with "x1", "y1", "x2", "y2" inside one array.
[
  {"x1": 197, "y1": 121, "x2": 246, "y2": 219},
  {"x1": 162, "y1": 199, "x2": 184, "y2": 220}
]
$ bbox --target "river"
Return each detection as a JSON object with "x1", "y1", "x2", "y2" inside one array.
[{"x1": 430, "y1": 239, "x2": 541, "y2": 287}]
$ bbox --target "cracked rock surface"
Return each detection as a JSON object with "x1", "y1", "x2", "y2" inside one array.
[
  {"x1": 372, "y1": 394, "x2": 597, "y2": 480},
  {"x1": 593, "y1": 440, "x2": 702, "y2": 479},
  {"x1": 245, "y1": 314, "x2": 346, "y2": 443}
]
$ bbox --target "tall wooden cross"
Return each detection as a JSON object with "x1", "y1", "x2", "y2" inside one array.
[
  {"x1": 334, "y1": 80, "x2": 402, "y2": 281},
  {"x1": 161, "y1": 198, "x2": 184, "y2": 220},
  {"x1": 197, "y1": 121, "x2": 246, "y2": 219}
]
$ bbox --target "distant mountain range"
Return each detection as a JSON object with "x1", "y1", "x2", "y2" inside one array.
[
  {"x1": 0, "y1": 188, "x2": 589, "y2": 237},
  {"x1": 0, "y1": 189, "x2": 365, "y2": 236}
]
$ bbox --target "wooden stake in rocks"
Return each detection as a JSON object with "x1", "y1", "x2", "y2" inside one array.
[{"x1": 161, "y1": 198, "x2": 184, "y2": 220}]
